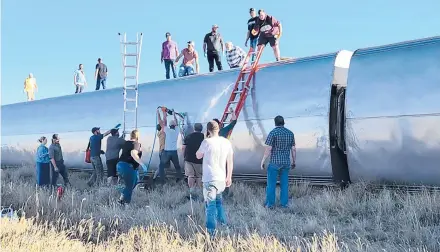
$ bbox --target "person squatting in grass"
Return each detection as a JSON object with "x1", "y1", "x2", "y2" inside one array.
[
  {"x1": 196, "y1": 120, "x2": 234, "y2": 236},
  {"x1": 117, "y1": 129, "x2": 148, "y2": 205},
  {"x1": 35, "y1": 136, "x2": 51, "y2": 186}
]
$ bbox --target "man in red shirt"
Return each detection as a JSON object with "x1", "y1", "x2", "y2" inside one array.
[
  {"x1": 175, "y1": 41, "x2": 200, "y2": 77},
  {"x1": 161, "y1": 32, "x2": 179, "y2": 79},
  {"x1": 251, "y1": 9, "x2": 283, "y2": 61}
]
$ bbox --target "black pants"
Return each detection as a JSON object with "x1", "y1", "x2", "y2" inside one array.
[
  {"x1": 207, "y1": 51, "x2": 222, "y2": 72},
  {"x1": 158, "y1": 150, "x2": 183, "y2": 182},
  {"x1": 106, "y1": 158, "x2": 119, "y2": 177},
  {"x1": 164, "y1": 59, "x2": 177, "y2": 79},
  {"x1": 50, "y1": 160, "x2": 70, "y2": 186}
]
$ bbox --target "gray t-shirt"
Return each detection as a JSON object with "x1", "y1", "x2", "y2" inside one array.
[
  {"x1": 95, "y1": 63, "x2": 107, "y2": 79},
  {"x1": 105, "y1": 136, "x2": 125, "y2": 160},
  {"x1": 49, "y1": 143, "x2": 63, "y2": 161}
]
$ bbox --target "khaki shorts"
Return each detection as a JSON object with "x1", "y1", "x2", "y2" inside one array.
[{"x1": 184, "y1": 161, "x2": 202, "y2": 178}]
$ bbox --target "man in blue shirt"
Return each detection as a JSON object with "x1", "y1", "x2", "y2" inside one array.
[
  {"x1": 87, "y1": 126, "x2": 112, "y2": 186},
  {"x1": 260, "y1": 115, "x2": 296, "y2": 209}
]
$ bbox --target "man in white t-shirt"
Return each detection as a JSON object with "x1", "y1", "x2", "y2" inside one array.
[
  {"x1": 196, "y1": 120, "x2": 234, "y2": 236},
  {"x1": 157, "y1": 108, "x2": 184, "y2": 183}
]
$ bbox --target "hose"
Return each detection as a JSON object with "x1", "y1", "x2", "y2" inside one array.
[{"x1": 137, "y1": 106, "x2": 187, "y2": 184}]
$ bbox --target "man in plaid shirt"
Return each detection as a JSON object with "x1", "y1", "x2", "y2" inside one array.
[
  {"x1": 260, "y1": 115, "x2": 296, "y2": 208},
  {"x1": 225, "y1": 42, "x2": 247, "y2": 69}
]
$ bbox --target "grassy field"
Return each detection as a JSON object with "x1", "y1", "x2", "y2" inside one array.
[{"x1": 1, "y1": 165, "x2": 439, "y2": 251}]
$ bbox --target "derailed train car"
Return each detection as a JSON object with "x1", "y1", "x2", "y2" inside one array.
[{"x1": 2, "y1": 36, "x2": 439, "y2": 186}]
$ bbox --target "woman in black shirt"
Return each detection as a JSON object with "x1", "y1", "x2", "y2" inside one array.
[{"x1": 116, "y1": 129, "x2": 147, "y2": 205}]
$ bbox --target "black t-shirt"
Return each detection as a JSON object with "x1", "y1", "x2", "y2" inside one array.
[
  {"x1": 119, "y1": 140, "x2": 142, "y2": 168},
  {"x1": 247, "y1": 16, "x2": 259, "y2": 39},
  {"x1": 183, "y1": 132, "x2": 204, "y2": 164},
  {"x1": 95, "y1": 63, "x2": 108, "y2": 79}
]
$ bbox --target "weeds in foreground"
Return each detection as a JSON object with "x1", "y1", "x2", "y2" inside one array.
[{"x1": 1, "y1": 165, "x2": 439, "y2": 251}]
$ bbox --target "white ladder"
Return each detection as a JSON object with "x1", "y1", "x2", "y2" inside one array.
[{"x1": 118, "y1": 32, "x2": 143, "y2": 137}]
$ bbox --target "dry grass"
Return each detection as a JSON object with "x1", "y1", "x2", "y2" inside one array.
[{"x1": 1, "y1": 165, "x2": 439, "y2": 252}]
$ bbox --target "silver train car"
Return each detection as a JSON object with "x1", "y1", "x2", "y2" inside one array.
[{"x1": 2, "y1": 36, "x2": 440, "y2": 186}]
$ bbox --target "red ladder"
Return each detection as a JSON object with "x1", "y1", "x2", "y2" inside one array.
[{"x1": 219, "y1": 46, "x2": 264, "y2": 138}]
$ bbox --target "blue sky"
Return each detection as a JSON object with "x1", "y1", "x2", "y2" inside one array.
[{"x1": 2, "y1": 0, "x2": 439, "y2": 105}]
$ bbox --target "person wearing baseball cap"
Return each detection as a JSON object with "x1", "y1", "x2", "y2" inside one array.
[
  {"x1": 203, "y1": 24, "x2": 224, "y2": 72},
  {"x1": 105, "y1": 128, "x2": 126, "y2": 185},
  {"x1": 86, "y1": 125, "x2": 116, "y2": 187},
  {"x1": 175, "y1": 41, "x2": 200, "y2": 77},
  {"x1": 94, "y1": 58, "x2": 108, "y2": 90},
  {"x1": 161, "y1": 32, "x2": 179, "y2": 79},
  {"x1": 245, "y1": 8, "x2": 259, "y2": 61}
]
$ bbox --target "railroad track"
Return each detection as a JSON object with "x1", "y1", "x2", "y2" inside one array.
[{"x1": 2, "y1": 165, "x2": 440, "y2": 193}]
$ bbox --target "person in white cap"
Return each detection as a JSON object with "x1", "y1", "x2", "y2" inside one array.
[
  {"x1": 23, "y1": 73, "x2": 38, "y2": 101},
  {"x1": 225, "y1": 42, "x2": 247, "y2": 69},
  {"x1": 157, "y1": 107, "x2": 184, "y2": 184},
  {"x1": 203, "y1": 24, "x2": 224, "y2": 72},
  {"x1": 175, "y1": 41, "x2": 199, "y2": 77}
]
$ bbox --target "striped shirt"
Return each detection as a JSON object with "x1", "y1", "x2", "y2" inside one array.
[
  {"x1": 225, "y1": 45, "x2": 246, "y2": 68},
  {"x1": 265, "y1": 126, "x2": 295, "y2": 166}
]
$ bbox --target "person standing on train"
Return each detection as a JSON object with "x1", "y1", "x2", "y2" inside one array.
[
  {"x1": 260, "y1": 115, "x2": 296, "y2": 209},
  {"x1": 175, "y1": 41, "x2": 200, "y2": 77},
  {"x1": 157, "y1": 108, "x2": 184, "y2": 184},
  {"x1": 153, "y1": 109, "x2": 167, "y2": 180},
  {"x1": 49, "y1": 134, "x2": 71, "y2": 187},
  {"x1": 211, "y1": 107, "x2": 236, "y2": 197},
  {"x1": 23, "y1": 73, "x2": 38, "y2": 101},
  {"x1": 182, "y1": 123, "x2": 204, "y2": 199},
  {"x1": 94, "y1": 58, "x2": 108, "y2": 90},
  {"x1": 225, "y1": 42, "x2": 247, "y2": 69},
  {"x1": 35, "y1": 136, "x2": 51, "y2": 186},
  {"x1": 74, "y1": 64, "x2": 87, "y2": 94},
  {"x1": 251, "y1": 9, "x2": 282, "y2": 61},
  {"x1": 87, "y1": 127, "x2": 112, "y2": 187},
  {"x1": 203, "y1": 24, "x2": 224, "y2": 72},
  {"x1": 117, "y1": 129, "x2": 148, "y2": 205},
  {"x1": 196, "y1": 120, "x2": 234, "y2": 236},
  {"x1": 105, "y1": 128, "x2": 125, "y2": 185},
  {"x1": 161, "y1": 32, "x2": 179, "y2": 79},
  {"x1": 245, "y1": 8, "x2": 259, "y2": 61}
]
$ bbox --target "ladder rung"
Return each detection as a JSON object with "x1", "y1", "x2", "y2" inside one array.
[
  {"x1": 124, "y1": 65, "x2": 137, "y2": 68},
  {"x1": 233, "y1": 90, "x2": 243, "y2": 94},
  {"x1": 122, "y1": 42, "x2": 138, "y2": 45},
  {"x1": 123, "y1": 130, "x2": 132, "y2": 135},
  {"x1": 124, "y1": 53, "x2": 138, "y2": 56},
  {"x1": 125, "y1": 98, "x2": 136, "y2": 102},
  {"x1": 124, "y1": 76, "x2": 136, "y2": 79},
  {"x1": 124, "y1": 85, "x2": 137, "y2": 90},
  {"x1": 229, "y1": 101, "x2": 239, "y2": 104},
  {"x1": 124, "y1": 109, "x2": 136, "y2": 113}
]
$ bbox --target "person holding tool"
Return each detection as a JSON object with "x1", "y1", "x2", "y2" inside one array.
[{"x1": 157, "y1": 107, "x2": 184, "y2": 184}]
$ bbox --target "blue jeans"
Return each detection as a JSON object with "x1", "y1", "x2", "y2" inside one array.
[
  {"x1": 36, "y1": 162, "x2": 51, "y2": 186},
  {"x1": 203, "y1": 181, "x2": 227, "y2": 235},
  {"x1": 265, "y1": 163, "x2": 290, "y2": 208},
  {"x1": 178, "y1": 65, "x2": 195, "y2": 77},
  {"x1": 164, "y1": 59, "x2": 177, "y2": 79},
  {"x1": 117, "y1": 161, "x2": 139, "y2": 203},
  {"x1": 96, "y1": 77, "x2": 106, "y2": 90},
  {"x1": 250, "y1": 37, "x2": 258, "y2": 61},
  {"x1": 50, "y1": 160, "x2": 70, "y2": 186},
  {"x1": 158, "y1": 150, "x2": 183, "y2": 182}
]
